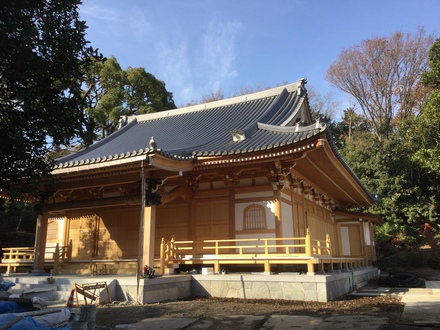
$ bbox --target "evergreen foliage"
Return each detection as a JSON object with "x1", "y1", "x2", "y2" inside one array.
[{"x1": 0, "y1": 0, "x2": 101, "y2": 197}]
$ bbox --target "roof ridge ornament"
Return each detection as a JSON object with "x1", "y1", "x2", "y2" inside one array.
[
  {"x1": 117, "y1": 115, "x2": 128, "y2": 129},
  {"x1": 297, "y1": 78, "x2": 307, "y2": 95},
  {"x1": 230, "y1": 129, "x2": 246, "y2": 142},
  {"x1": 149, "y1": 136, "x2": 157, "y2": 151}
]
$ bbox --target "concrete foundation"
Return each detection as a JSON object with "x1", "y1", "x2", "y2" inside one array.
[
  {"x1": 106, "y1": 266, "x2": 379, "y2": 303},
  {"x1": 2, "y1": 267, "x2": 379, "y2": 304},
  {"x1": 191, "y1": 267, "x2": 379, "y2": 302}
]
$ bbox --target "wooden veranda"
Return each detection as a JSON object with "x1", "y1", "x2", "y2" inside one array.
[{"x1": 160, "y1": 229, "x2": 369, "y2": 275}]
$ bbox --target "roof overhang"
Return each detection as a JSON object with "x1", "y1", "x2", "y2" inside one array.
[
  {"x1": 291, "y1": 133, "x2": 375, "y2": 208},
  {"x1": 148, "y1": 153, "x2": 194, "y2": 172},
  {"x1": 51, "y1": 155, "x2": 148, "y2": 175},
  {"x1": 333, "y1": 209, "x2": 382, "y2": 225}
]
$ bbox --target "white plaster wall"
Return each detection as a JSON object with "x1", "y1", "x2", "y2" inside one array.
[
  {"x1": 341, "y1": 227, "x2": 350, "y2": 256},
  {"x1": 363, "y1": 222, "x2": 371, "y2": 246},
  {"x1": 281, "y1": 200, "x2": 293, "y2": 238}
]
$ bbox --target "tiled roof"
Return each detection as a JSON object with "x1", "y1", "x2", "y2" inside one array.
[{"x1": 55, "y1": 79, "x2": 323, "y2": 169}]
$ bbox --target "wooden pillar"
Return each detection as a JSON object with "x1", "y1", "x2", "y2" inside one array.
[
  {"x1": 272, "y1": 190, "x2": 284, "y2": 255},
  {"x1": 264, "y1": 260, "x2": 271, "y2": 275},
  {"x1": 335, "y1": 222, "x2": 342, "y2": 257},
  {"x1": 33, "y1": 211, "x2": 48, "y2": 271},
  {"x1": 274, "y1": 190, "x2": 282, "y2": 239},
  {"x1": 159, "y1": 237, "x2": 165, "y2": 275},
  {"x1": 305, "y1": 228, "x2": 315, "y2": 275},
  {"x1": 228, "y1": 188, "x2": 235, "y2": 239},
  {"x1": 142, "y1": 205, "x2": 156, "y2": 268}
]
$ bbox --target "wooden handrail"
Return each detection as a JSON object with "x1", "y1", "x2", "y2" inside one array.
[
  {"x1": 2, "y1": 247, "x2": 35, "y2": 261},
  {"x1": 158, "y1": 229, "x2": 335, "y2": 270}
]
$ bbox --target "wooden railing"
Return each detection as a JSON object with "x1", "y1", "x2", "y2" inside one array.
[
  {"x1": 52, "y1": 241, "x2": 73, "y2": 274},
  {"x1": 159, "y1": 229, "x2": 348, "y2": 274},
  {"x1": 0, "y1": 243, "x2": 72, "y2": 274},
  {"x1": 0, "y1": 247, "x2": 35, "y2": 273}
]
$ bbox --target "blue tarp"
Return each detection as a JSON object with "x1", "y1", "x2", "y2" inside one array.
[
  {"x1": 0, "y1": 314, "x2": 70, "y2": 330},
  {"x1": 0, "y1": 301, "x2": 36, "y2": 314},
  {"x1": 0, "y1": 281, "x2": 16, "y2": 291}
]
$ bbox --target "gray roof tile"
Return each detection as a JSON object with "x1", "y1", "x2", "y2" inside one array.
[{"x1": 56, "y1": 80, "x2": 324, "y2": 168}]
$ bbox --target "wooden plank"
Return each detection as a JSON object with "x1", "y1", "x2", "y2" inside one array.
[{"x1": 83, "y1": 283, "x2": 106, "y2": 290}]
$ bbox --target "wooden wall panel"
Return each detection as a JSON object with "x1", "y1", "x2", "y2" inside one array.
[
  {"x1": 349, "y1": 225, "x2": 362, "y2": 256},
  {"x1": 194, "y1": 199, "x2": 229, "y2": 254},
  {"x1": 67, "y1": 215, "x2": 97, "y2": 260},
  {"x1": 155, "y1": 204, "x2": 190, "y2": 255},
  {"x1": 96, "y1": 206, "x2": 140, "y2": 259},
  {"x1": 293, "y1": 201, "x2": 305, "y2": 237},
  {"x1": 305, "y1": 203, "x2": 338, "y2": 256}
]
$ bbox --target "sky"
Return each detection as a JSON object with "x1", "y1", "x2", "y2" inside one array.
[{"x1": 79, "y1": 0, "x2": 440, "y2": 111}]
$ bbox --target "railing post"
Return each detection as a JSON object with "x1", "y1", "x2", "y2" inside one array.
[
  {"x1": 170, "y1": 235, "x2": 176, "y2": 258},
  {"x1": 67, "y1": 240, "x2": 72, "y2": 260},
  {"x1": 53, "y1": 243, "x2": 60, "y2": 275},
  {"x1": 305, "y1": 229, "x2": 312, "y2": 257},
  {"x1": 326, "y1": 234, "x2": 331, "y2": 256},
  {"x1": 306, "y1": 229, "x2": 315, "y2": 275},
  {"x1": 159, "y1": 237, "x2": 165, "y2": 275}
]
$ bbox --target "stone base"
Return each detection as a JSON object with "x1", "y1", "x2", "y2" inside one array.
[{"x1": 114, "y1": 266, "x2": 379, "y2": 303}]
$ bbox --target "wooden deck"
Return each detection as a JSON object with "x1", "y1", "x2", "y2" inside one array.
[
  {"x1": 1, "y1": 230, "x2": 370, "y2": 276},
  {"x1": 160, "y1": 230, "x2": 367, "y2": 275}
]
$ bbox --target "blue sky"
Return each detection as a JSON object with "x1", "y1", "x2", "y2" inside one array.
[{"x1": 79, "y1": 0, "x2": 440, "y2": 111}]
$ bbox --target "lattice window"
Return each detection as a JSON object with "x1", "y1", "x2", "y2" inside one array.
[
  {"x1": 243, "y1": 204, "x2": 267, "y2": 230},
  {"x1": 47, "y1": 220, "x2": 59, "y2": 240}
]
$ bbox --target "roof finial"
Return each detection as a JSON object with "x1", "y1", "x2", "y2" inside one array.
[
  {"x1": 297, "y1": 78, "x2": 307, "y2": 95},
  {"x1": 149, "y1": 136, "x2": 157, "y2": 151},
  {"x1": 117, "y1": 115, "x2": 128, "y2": 129}
]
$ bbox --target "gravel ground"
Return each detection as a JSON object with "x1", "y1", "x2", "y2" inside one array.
[
  {"x1": 95, "y1": 268, "x2": 440, "y2": 329},
  {"x1": 95, "y1": 294, "x2": 404, "y2": 329}
]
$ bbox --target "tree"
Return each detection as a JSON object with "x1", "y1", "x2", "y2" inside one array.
[
  {"x1": 0, "y1": 0, "x2": 101, "y2": 197},
  {"x1": 402, "y1": 38, "x2": 440, "y2": 174},
  {"x1": 84, "y1": 57, "x2": 176, "y2": 139},
  {"x1": 327, "y1": 27, "x2": 434, "y2": 141},
  {"x1": 201, "y1": 90, "x2": 225, "y2": 103},
  {"x1": 125, "y1": 67, "x2": 175, "y2": 114},
  {"x1": 329, "y1": 107, "x2": 371, "y2": 150},
  {"x1": 87, "y1": 57, "x2": 126, "y2": 138},
  {"x1": 230, "y1": 83, "x2": 271, "y2": 97},
  {"x1": 307, "y1": 86, "x2": 340, "y2": 120},
  {"x1": 340, "y1": 129, "x2": 438, "y2": 250}
]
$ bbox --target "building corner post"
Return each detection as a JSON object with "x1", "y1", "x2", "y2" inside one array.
[{"x1": 33, "y1": 207, "x2": 48, "y2": 272}]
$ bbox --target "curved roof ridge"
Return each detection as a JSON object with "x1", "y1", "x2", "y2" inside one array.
[
  {"x1": 279, "y1": 94, "x2": 306, "y2": 126},
  {"x1": 240, "y1": 88, "x2": 289, "y2": 138},
  {"x1": 257, "y1": 120, "x2": 326, "y2": 133},
  {"x1": 134, "y1": 82, "x2": 302, "y2": 123}
]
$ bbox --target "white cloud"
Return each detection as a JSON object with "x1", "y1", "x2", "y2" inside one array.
[
  {"x1": 127, "y1": 7, "x2": 154, "y2": 45},
  {"x1": 79, "y1": 3, "x2": 121, "y2": 23},
  {"x1": 155, "y1": 18, "x2": 243, "y2": 106},
  {"x1": 200, "y1": 19, "x2": 243, "y2": 93},
  {"x1": 155, "y1": 38, "x2": 195, "y2": 106}
]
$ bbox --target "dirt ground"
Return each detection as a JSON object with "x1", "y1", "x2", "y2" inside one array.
[
  {"x1": 95, "y1": 295, "x2": 404, "y2": 328},
  {"x1": 96, "y1": 269, "x2": 440, "y2": 329},
  {"x1": 94, "y1": 268, "x2": 440, "y2": 329}
]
